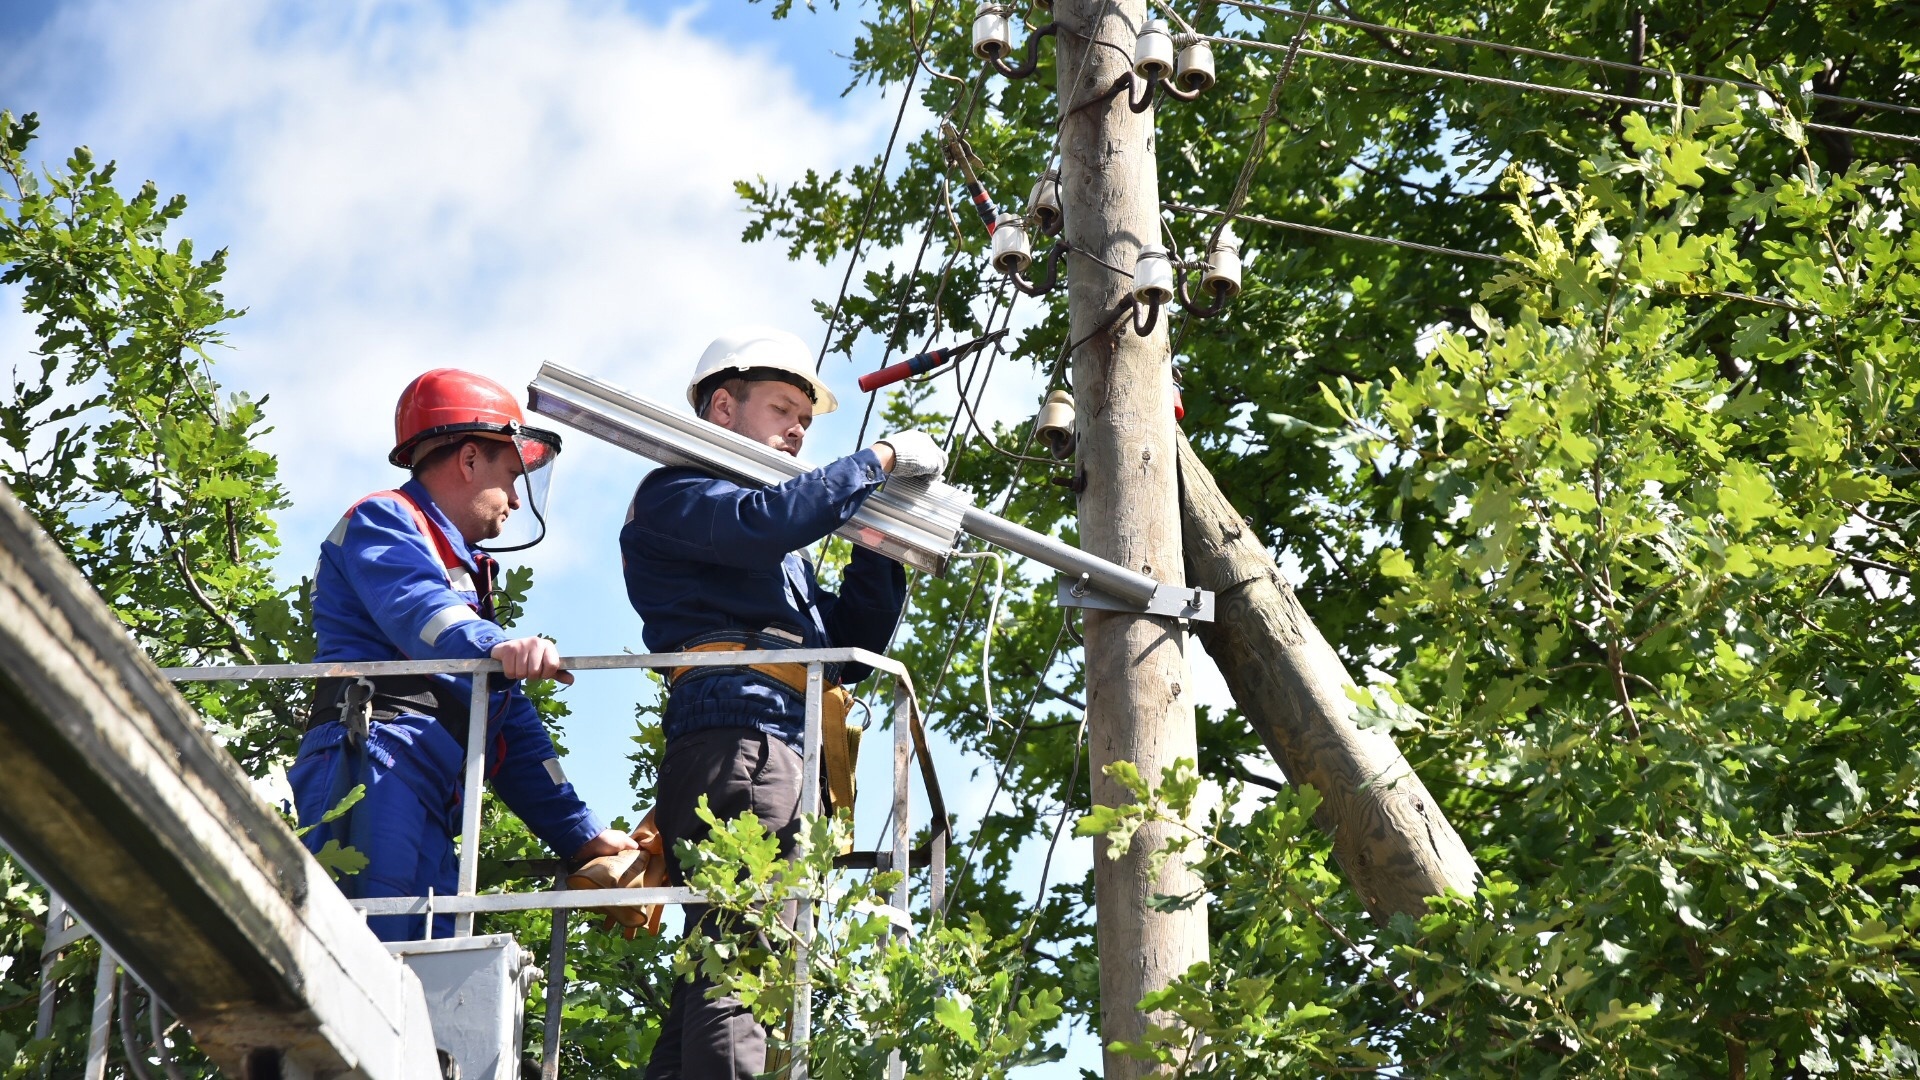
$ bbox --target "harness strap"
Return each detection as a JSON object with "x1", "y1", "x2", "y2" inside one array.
[
  {"x1": 669, "y1": 641, "x2": 860, "y2": 821},
  {"x1": 355, "y1": 488, "x2": 497, "y2": 623},
  {"x1": 308, "y1": 490, "x2": 501, "y2": 744}
]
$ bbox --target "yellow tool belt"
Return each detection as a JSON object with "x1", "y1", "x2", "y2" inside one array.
[{"x1": 669, "y1": 641, "x2": 861, "y2": 819}]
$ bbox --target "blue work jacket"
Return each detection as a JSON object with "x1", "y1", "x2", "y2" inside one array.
[
  {"x1": 308, "y1": 477, "x2": 603, "y2": 857},
  {"x1": 619, "y1": 450, "x2": 908, "y2": 749}
]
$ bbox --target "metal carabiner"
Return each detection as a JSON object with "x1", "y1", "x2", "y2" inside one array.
[{"x1": 341, "y1": 676, "x2": 376, "y2": 750}]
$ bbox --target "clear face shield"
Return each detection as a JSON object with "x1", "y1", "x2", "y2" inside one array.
[{"x1": 478, "y1": 426, "x2": 563, "y2": 554}]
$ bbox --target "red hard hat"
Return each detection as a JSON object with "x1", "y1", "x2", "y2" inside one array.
[{"x1": 390, "y1": 368, "x2": 558, "y2": 469}]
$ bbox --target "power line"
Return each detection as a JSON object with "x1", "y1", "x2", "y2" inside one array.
[
  {"x1": 815, "y1": 41, "x2": 924, "y2": 372},
  {"x1": 1167, "y1": 200, "x2": 1920, "y2": 324},
  {"x1": 1167, "y1": 200, "x2": 1508, "y2": 263},
  {"x1": 1207, "y1": 0, "x2": 1920, "y2": 120},
  {"x1": 941, "y1": 611, "x2": 1074, "y2": 917},
  {"x1": 1206, "y1": 0, "x2": 1318, "y2": 254},
  {"x1": 1200, "y1": 34, "x2": 1920, "y2": 148},
  {"x1": 851, "y1": 206, "x2": 944, "y2": 452}
]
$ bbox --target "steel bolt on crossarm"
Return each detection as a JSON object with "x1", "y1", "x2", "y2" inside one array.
[{"x1": 158, "y1": 649, "x2": 947, "y2": 1080}]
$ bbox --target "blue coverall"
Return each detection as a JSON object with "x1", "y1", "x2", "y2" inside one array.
[
  {"x1": 620, "y1": 449, "x2": 907, "y2": 1080},
  {"x1": 291, "y1": 478, "x2": 604, "y2": 941}
]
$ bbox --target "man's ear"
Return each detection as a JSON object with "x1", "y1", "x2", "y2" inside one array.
[
  {"x1": 709, "y1": 388, "x2": 736, "y2": 427},
  {"x1": 457, "y1": 439, "x2": 482, "y2": 480}
]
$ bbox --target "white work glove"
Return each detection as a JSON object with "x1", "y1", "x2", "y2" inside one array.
[{"x1": 877, "y1": 429, "x2": 948, "y2": 479}]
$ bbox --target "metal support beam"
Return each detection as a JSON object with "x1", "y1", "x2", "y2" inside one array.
[
  {"x1": 530, "y1": 363, "x2": 970, "y2": 576},
  {"x1": 527, "y1": 364, "x2": 1210, "y2": 618},
  {"x1": 541, "y1": 877, "x2": 568, "y2": 1080},
  {"x1": 456, "y1": 673, "x2": 489, "y2": 937}
]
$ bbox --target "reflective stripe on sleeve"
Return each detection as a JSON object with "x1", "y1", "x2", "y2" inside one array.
[
  {"x1": 420, "y1": 603, "x2": 483, "y2": 647},
  {"x1": 543, "y1": 758, "x2": 568, "y2": 786}
]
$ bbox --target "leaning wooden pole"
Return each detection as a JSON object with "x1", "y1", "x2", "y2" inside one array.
[{"x1": 1175, "y1": 435, "x2": 1480, "y2": 920}]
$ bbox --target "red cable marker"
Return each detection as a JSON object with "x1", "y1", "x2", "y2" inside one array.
[
  {"x1": 860, "y1": 348, "x2": 952, "y2": 393},
  {"x1": 858, "y1": 328, "x2": 1012, "y2": 394},
  {"x1": 965, "y1": 181, "x2": 999, "y2": 235}
]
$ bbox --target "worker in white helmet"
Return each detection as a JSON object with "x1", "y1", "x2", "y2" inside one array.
[{"x1": 619, "y1": 327, "x2": 944, "y2": 1079}]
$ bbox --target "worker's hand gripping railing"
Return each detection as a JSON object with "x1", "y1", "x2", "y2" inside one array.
[{"x1": 159, "y1": 649, "x2": 947, "y2": 1080}]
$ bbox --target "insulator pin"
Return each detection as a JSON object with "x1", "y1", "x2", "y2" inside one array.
[
  {"x1": 1033, "y1": 390, "x2": 1076, "y2": 459},
  {"x1": 1203, "y1": 225, "x2": 1243, "y2": 299},
  {"x1": 973, "y1": 4, "x2": 1014, "y2": 61},
  {"x1": 990, "y1": 212, "x2": 1033, "y2": 275},
  {"x1": 1133, "y1": 19, "x2": 1175, "y2": 81},
  {"x1": 1174, "y1": 37, "x2": 1216, "y2": 93},
  {"x1": 1027, "y1": 168, "x2": 1062, "y2": 236},
  {"x1": 1130, "y1": 243, "x2": 1175, "y2": 306}
]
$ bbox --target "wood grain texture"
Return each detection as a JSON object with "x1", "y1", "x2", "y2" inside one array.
[
  {"x1": 0, "y1": 484, "x2": 437, "y2": 1077},
  {"x1": 1057, "y1": 1, "x2": 1210, "y2": 1072},
  {"x1": 1176, "y1": 436, "x2": 1481, "y2": 921}
]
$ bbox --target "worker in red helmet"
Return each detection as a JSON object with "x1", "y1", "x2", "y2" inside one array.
[{"x1": 289, "y1": 368, "x2": 635, "y2": 941}]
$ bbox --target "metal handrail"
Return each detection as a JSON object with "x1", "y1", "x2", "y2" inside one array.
[{"x1": 158, "y1": 648, "x2": 944, "y2": 1080}]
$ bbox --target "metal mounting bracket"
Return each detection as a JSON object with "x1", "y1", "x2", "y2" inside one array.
[{"x1": 1056, "y1": 575, "x2": 1215, "y2": 621}]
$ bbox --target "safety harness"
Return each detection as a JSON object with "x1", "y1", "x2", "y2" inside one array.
[
  {"x1": 308, "y1": 489, "x2": 500, "y2": 752},
  {"x1": 668, "y1": 640, "x2": 862, "y2": 818}
]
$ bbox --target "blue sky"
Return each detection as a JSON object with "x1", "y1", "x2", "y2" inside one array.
[{"x1": 0, "y1": 2, "x2": 1236, "y2": 1071}]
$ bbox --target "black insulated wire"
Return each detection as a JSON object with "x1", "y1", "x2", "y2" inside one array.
[
  {"x1": 1174, "y1": 266, "x2": 1232, "y2": 317},
  {"x1": 815, "y1": 43, "x2": 922, "y2": 372},
  {"x1": 991, "y1": 22, "x2": 1059, "y2": 79},
  {"x1": 1131, "y1": 296, "x2": 1163, "y2": 336},
  {"x1": 1012, "y1": 240, "x2": 1070, "y2": 295}
]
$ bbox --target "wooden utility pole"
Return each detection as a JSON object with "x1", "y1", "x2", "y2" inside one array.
[
  {"x1": 1056, "y1": 2, "x2": 1209, "y2": 1074},
  {"x1": 1176, "y1": 436, "x2": 1480, "y2": 920}
]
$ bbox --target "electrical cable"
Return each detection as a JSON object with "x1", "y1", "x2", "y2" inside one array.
[
  {"x1": 1200, "y1": 34, "x2": 1920, "y2": 148},
  {"x1": 1146, "y1": 0, "x2": 1198, "y2": 35},
  {"x1": 906, "y1": 0, "x2": 973, "y2": 91},
  {"x1": 946, "y1": 551, "x2": 1010, "y2": 730},
  {"x1": 1207, "y1": 0, "x2": 1920, "y2": 120},
  {"x1": 851, "y1": 207, "x2": 945, "y2": 452},
  {"x1": 939, "y1": 610, "x2": 1073, "y2": 917},
  {"x1": 1013, "y1": 627, "x2": 1090, "y2": 964},
  {"x1": 1171, "y1": 199, "x2": 1508, "y2": 262},
  {"x1": 815, "y1": 44, "x2": 924, "y2": 373},
  {"x1": 941, "y1": 286, "x2": 1015, "y2": 457},
  {"x1": 1206, "y1": 1, "x2": 1319, "y2": 254},
  {"x1": 1165, "y1": 200, "x2": 1920, "y2": 324}
]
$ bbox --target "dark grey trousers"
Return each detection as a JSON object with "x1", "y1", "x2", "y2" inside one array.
[{"x1": 643, "y1": 728, "x2": 803, "y2": 1080}]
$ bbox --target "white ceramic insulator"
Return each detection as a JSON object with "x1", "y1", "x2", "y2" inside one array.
[
  {"x1": 1131, "y1": 243, "x2": 1175, "y2": 306},
  {"x1": 1133, "y1": 19, "x2": 1175, "y2": 81},
  {"x1": 991, "y1": 213, "x2": 1033, "y2": 275}
]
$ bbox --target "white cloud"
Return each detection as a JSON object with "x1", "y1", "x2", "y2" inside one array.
[
  {"x1": 5, "y1": 0, "x2": 891, "y2": 555},
  {"x1": 0, "y1": 0, "x2": 909, "y2": 822}
]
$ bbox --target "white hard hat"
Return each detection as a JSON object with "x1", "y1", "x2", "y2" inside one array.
[{"x1": 687, "y1": 326, "x2": 839, "y2": 416}]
